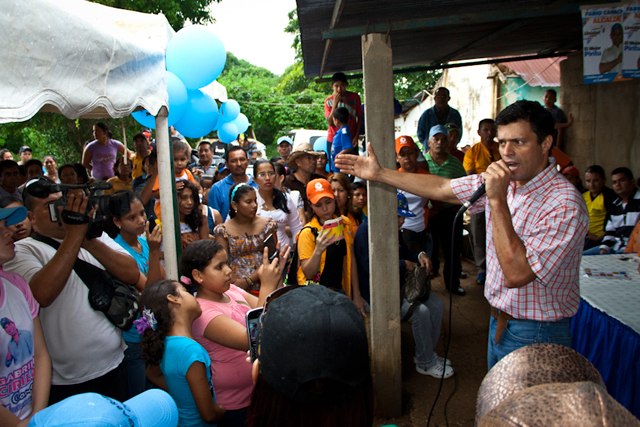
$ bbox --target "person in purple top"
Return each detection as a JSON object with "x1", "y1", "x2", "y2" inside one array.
[{"x1": 82, "y1": 122, "x2": 126, "y2": 181}]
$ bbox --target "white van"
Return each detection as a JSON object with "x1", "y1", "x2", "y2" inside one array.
[{"x1": 287, "y1": 129, "x2": 328, "y2": 149}]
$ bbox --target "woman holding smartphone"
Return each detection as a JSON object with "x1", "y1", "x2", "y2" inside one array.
[{"x1": 296, "y1": 179, "x2": 367, "y2": 316}]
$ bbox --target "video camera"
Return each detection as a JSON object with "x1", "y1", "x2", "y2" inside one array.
[{"x1": 25, "y1": 177, "x2": 132, "y2": 239}]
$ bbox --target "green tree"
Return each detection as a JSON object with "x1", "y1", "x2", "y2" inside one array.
[{"x1": 91, "y1": 0, "x2": 220, "y2": 31}]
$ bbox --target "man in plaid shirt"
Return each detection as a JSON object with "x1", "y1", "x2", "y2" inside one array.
[{"x1": 336, "y1": 100, "x2": 588, "y2": 370}]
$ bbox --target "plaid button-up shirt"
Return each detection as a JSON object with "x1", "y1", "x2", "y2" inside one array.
[{"x1": 451, "y1": 160, "x2": 588, "y2": 321}]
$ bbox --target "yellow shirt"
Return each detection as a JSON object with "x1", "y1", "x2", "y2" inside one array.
[
  {"x1": 462, "y1": 142, "x2": 501, "y2": 173},
  {"x1": 131, "y1": 153, "x2": 144, "y2": 179},
  {"x1": 104, "y1": 176, "x2": 132, "y2": 195},
  {"x1": 296, "y1": 215, "x2": 354, "y2": 298},
  {"x1": 583, "y1": 191, "x2": 607, "y2": 236}
]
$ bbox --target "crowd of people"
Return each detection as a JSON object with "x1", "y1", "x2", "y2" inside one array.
[{"x1": 1, "y1": 75, "x2": 638, "y2": 427}]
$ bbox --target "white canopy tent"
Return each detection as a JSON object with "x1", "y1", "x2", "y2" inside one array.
[{"x1": 0, "y1": 0, "x2": 227, "y2": 278}]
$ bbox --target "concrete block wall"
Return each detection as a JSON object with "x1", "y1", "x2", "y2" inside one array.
[{"x1": 561, "y1": 52, "x2": 640, "y2": 180}]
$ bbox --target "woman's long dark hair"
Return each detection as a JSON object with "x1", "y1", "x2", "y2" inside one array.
[
  {"x1": 254, "y1": 159, "x2": 290, "y2": 214},
  {"x1": 180, "y1": 180, "x2": 203, "y2": 233},
  {"x1": 105, "y1": 191, "x2": 144, "y2": 239},
  {"x1": 139, "y1": 280, "x2": 180, "y2": 366}
]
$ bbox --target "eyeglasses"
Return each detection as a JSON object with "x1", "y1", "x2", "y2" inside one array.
[{"x1": 256, "y1": 171, "x2": 276, "y2": 179}]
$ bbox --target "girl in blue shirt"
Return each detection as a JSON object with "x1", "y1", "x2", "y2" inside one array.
[
  {"x1": 139, "y1": 280, "x2": 226, "y2": 427},
  {"x1": 111, "y1": 191, "x2": 164, "y2": 398}
]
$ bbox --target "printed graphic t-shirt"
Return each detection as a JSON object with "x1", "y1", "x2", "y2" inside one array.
[{"x1": 0, "y1": 269, "x2": 39, "y2": 420}]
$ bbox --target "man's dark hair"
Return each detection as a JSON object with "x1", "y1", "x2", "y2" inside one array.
[
  {"x1": 611, "y1": 167, "x2": 634, "y2": 181},
  {"x1": 331, "y1": 72, "x2": 348, "y2": 84},
  {"x1": 197, "y1": 140, "x2": 212, "y2": 149},
  {"x1": 0, "y1": 160, "x2": 18, "y2": 175},
  {"x1": 585, "y1": 165, "x2": 606, "y2": 180},
  {"x1": 132, "y1": 133, "x2": 147, "y2": 143},
  {"x1": 478, "y1": 118, "x2": 495, "y2": 129},
  {"x1": 351, "y1": 181, "x2": 367, "y2": 192},
  {"x1": 545, "y1": 89, "x2": 557, "y2": 97},
  {"x1": 24, "y1": 159, "x2": 43, "y2": 170},
  {"x1": 0, "y1": 149, "x2": 12, "y2": 159},
  {"x1": 226, "y1": 146, "x2": 247, "y2": 163},
  {"x1": 149, "y1": 151, "x2": 158, "y2": 166},
  {"x1": 495, "y1": 100, "x2": 554, "y2": 144},
  {"x1": 334, "y1": 107, "x2": 349, "y2": 125}
]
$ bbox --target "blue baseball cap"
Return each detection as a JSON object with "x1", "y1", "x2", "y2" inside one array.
[
  {"x1": 428, "y1": 125, "x2": 448, "y2": 140},
  {"x1": 0, "y1": 206, "x2": 27, "y2": 226},
  {"x1": 277, "y1": 136, "x2": 293, "y2": 146},
  {"x1": 28, "y1": 389, "x2": 178, "y2": 427},
  {"x1": 397, "y1": 192, "x2": 416, "y2": 217}
]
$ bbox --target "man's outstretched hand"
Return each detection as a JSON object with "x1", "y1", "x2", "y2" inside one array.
[{"x1": 335, "y1": 142, "x2": 382, "y2": 182}]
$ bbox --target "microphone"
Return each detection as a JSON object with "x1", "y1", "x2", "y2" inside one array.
[
  {"x1": 25, "y1": 177, "x2": 62, "y2": 198},
  {"x1": 459, "y1": 183, "x2": 486, "y2": 213}
]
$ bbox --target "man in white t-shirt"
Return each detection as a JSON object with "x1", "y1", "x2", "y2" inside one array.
[
  {"x1": 4, "y1": 177, "x2": 139, "y2": 404},
  {"x1": 599, "y1": 23, "x2": 623, "y2": 74}
]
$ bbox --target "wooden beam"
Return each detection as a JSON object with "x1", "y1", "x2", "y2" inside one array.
[
  {"x1": 362, "y1": 32, "x2": 402, "y2": 418},
  {"x1": 319, "y1": 0, "x2": 348, "y2": 79},
  {"x1": 323, "y1": 1, "x2": 590, "y2": 40},
  {"x1": 431, "y1": 18, "x2": 537, "y2": 66},
  {"x1": 315, "y1": 50, "x2": 575, "y2": 82}
]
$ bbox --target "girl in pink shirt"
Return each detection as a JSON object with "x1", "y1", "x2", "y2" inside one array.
[{"x1": 181, "y1": 239, "x2": 289, "y2": 427}]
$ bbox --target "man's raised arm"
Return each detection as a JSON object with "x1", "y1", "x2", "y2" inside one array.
[{"x1": 335, "y1": 142, "x2": 461, "y2": 205}]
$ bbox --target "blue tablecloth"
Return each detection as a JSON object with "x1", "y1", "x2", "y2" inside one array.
[{"x1": 572, "y1": 299, "x2": 640, "y2": 418}]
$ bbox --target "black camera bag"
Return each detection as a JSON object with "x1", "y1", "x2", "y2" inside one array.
[{"x1": 32, "y1": 233, "x2": 139, "y2": 331}]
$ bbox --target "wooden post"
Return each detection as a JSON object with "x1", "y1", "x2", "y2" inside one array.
[
  {"x1": 362, "y1": 32, "x2": 402, "y2": 418},
  {"x1": 155, "y1": 107, "x2": 178, "y2": 280}
]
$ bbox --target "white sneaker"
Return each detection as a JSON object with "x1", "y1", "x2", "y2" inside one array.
[
  {"x1": 416, "y1": 362, "x2": 455, "y2": 379},
  {"x1": 414, "y1": 355, "x2": 452, "y2": 366}
]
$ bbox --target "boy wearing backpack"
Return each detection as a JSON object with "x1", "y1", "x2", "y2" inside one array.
[{"x1": 353, "y1": 192, "x2": 454, "y2": 379}]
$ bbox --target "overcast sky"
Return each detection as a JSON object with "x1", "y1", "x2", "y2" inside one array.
[{"x1": 207, "y1": 0, "x2": 297, "y2": 75}]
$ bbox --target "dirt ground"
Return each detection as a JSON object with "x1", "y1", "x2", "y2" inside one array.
[{"x1": 373, "y1": 257, "x2": 491, "y2": 427}]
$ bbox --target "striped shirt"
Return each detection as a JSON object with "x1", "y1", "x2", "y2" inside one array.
[
  {"x1": 450, "y1": 159, "x2": 588, "y2": 321},
  {"x1": 425, "y1": 152, "x2": 466, "y2": 208},
  {"x1": 600, "y1": 188, "x2": 640, "y2": 253}
]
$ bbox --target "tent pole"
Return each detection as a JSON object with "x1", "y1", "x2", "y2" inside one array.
[{"x1": 156, "y1": 107, "x2": 178, "y2": 280}]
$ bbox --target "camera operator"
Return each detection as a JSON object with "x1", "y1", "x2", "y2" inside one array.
[{"x1": 4, "y1": 177, "x2": 139, "y2": 405}]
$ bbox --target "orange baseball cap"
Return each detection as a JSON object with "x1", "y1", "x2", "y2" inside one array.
[
  {"x1": 307, "y1": 178, "x2": 334, "y2": 204},
  {"x1": 395, "y1": 135, "x2": 417, "y2": 154}
]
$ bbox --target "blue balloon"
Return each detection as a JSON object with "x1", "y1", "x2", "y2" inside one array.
[
  {"x1": 218, "y1": 122, "x2": 239, "y2": 143},
  {"x1": 166, "y1": 26, "x2": 226, "y2": 90},
  {"x1": 173, "y1": 90, "x2": 219, "y2": 138},
  {"x1": 221, "y1": 100, "x2": 240, "y2": 123},
  {"x1": 231, "y1": 113, "x2": 249, "y2": 134},
  {"x1": 132, "y1": 109, "x2": 156, "y2": 129},
  {"x1": 166, "y1": 71, "x2": 188, "y2": 126},
  {"x1": 212, "y1": 113, "x2": 224, "y2": 131}
]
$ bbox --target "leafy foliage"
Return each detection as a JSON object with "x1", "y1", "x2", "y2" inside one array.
[{"x1": 91, "y1": 0, "x2": 220, "y2": 31}]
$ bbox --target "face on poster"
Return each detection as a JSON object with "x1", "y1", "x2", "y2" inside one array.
[
  {"x1": 582, "y1": 5, "x2": 625, "y2": 84},
  {"x1": 623, "y1": 4, "x2": 640, "y2": 79}
]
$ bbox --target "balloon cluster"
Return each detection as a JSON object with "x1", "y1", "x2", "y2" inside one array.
[{"x1": 133, "y1": 26, "x2": 250, "y2": 141}]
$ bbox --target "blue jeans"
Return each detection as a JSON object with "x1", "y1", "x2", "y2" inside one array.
[
  {"x1": 402, "y1": 295, "x2": 444, "y2": 369},
  {"x1": 124, "y1": 341, "x2": 152, "y2": 399},
  {"x1": 487, "y1": 316, "x2": 572, "y2": 371}
]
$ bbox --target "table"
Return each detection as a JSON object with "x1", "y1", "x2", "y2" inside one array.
[{"x1": 571, "y1": 254, "x2": 640, "y2": 419}]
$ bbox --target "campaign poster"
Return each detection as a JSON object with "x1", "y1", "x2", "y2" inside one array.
[
  {"x1": 582, "y1": 5, "x2": 625, "y2": 84},
  {"x1": 623, "y1": 3, "x2": 640, "y2": 79}
]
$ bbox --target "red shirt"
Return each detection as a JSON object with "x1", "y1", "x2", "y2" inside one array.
[
  {"x1": 450, "y1": 160, "x2": 588, "y2": 321},
  {"x1": 324, "y1": 91, "x2": 363, "y2": 142}
]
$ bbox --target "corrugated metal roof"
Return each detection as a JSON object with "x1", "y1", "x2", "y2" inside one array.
[
  {"x1": 296, "y1": 0, "x2": 611, "y2": 78},
  {"x1": 500, "y1": 57, "x2": 566, "y2": 87}
]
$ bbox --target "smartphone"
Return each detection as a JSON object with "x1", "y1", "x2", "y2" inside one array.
[
  {"x1": 322, "y1": 217, "x2": 345, "y2": 242},
  {"x1": 263, "y1": 233, "x2": 278, "y2": 261},
  {"x1": 246, "y1": 307, "x2": 263, "y2": 363}
]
